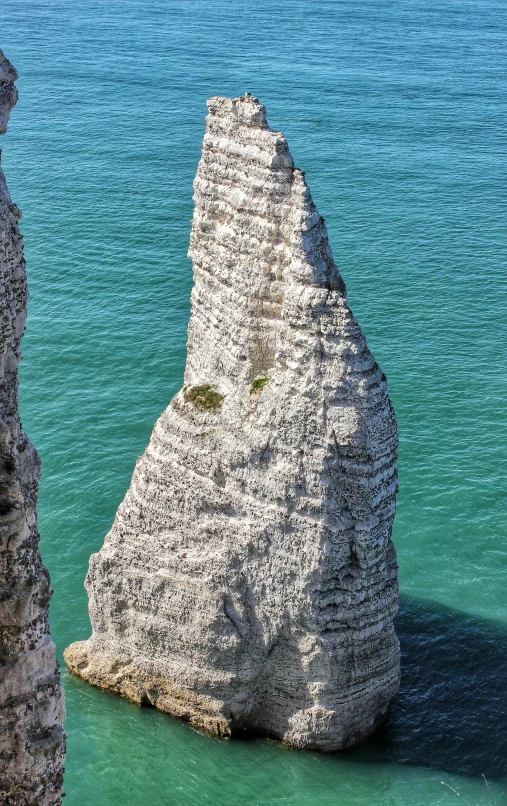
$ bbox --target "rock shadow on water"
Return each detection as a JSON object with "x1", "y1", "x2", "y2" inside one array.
[{"x1": 350, "y1": 595, "x2": 507, "y2": 782}]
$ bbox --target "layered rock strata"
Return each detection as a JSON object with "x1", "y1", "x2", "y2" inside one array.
[
  {"x1": 66, "y1": 94, "x2": 399, "y2": 750},
  {"x1": 0, "y1": 51, "x2": 65, "y2": 803}
]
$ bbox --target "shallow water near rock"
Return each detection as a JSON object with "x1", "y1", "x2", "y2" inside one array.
[{"x1": 1, "y1": 0, "x2": 506, "y2": 803}]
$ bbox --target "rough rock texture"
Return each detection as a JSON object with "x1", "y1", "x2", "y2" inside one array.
[
  {"x1": 0, "y1": 51, "x2": 65, "y2": 804},
  {"x1": 65, "y1": 94, "x2": 399, "y2": 750}
]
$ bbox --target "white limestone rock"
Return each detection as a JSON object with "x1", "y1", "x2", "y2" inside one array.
[
  {"x1": 65, "y1": 94, "x2": 399, "y2": 750},
  {"x1": 0, "y1": 50, "x2": 65, "y2": 804}
]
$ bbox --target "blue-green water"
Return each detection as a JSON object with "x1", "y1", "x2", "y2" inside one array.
[{"x1": 2, "y1": 0, "x2": 507, "y2": 803}]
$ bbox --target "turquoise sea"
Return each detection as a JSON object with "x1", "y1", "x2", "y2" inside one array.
[{"x1": 2, "y1": 0, "x2": 507, "y2": 803}]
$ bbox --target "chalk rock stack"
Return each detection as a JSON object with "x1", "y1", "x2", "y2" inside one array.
[
  {"x1": 65, "y1": 95, "x2": 399, "y2": 750},
  {"x1": 0, "y1": 51, "x2": 65, "y2": 803}
]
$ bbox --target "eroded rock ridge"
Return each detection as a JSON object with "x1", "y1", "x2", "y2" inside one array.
[
  {"x1": 0, "y1": 51, "x2": 65, "y2": 804},
  {"x1": 65, "y1": 94, "x2": 399, "y2": 750}
]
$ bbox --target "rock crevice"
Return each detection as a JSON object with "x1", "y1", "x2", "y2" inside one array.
[{"x1": 66, "y1": 94, "x2": 399, "y2": 750}]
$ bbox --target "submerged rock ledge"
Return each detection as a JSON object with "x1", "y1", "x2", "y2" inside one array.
[
  {"x1": 0, "y1": 51, "x2": 65, "y2": 803},
  {"x1": 65, "y1": 94, "x2": 399, "y2": 750}
]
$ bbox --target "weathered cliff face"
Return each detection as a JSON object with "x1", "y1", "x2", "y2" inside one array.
[
  {"x1": 0, "y1": 51, "x2": 65, "y2": 804},
  {"x1": 65, "y1": 94, "x2": 399, "y2": 750}
]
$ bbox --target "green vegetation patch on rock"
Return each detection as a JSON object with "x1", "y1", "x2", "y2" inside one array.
[
  {"x1": 184, "y1": 384, "x2": 225, "y2": 412},
  {"x1": 250, "y1": 377, "x2": 269, "y2": 394}
]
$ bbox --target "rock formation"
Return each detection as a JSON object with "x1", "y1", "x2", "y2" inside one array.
[
  {"x1": 65, "y1": 94, "x2": 399, "y2": 750},
  {"x1": 0, "y1": 51, "x2": 65, "y2": 803}
]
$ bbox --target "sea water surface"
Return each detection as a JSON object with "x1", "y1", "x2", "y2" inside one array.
[{"x1": 1, "y1": 0, "x2": 507, "y2": 803}]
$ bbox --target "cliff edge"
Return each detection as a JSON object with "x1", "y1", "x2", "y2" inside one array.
[
  {"x1": 0, "y1": 51, "x2": 65, "y2": 804},
  {"x1": 66, "y1": 94, "x2": 399, "y2": 750}
]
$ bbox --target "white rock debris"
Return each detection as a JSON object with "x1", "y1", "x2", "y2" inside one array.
[
  {"x1": 65, "y1": 94, "x2": 399, "y2": 750},
  {"x1": 0, "y1": 51, "x2": 65, "y2": 803}
]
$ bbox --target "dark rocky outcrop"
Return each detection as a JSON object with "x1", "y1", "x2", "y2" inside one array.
[{"x1": 0, "y1": 50, "x2": 65, "y2": 805}]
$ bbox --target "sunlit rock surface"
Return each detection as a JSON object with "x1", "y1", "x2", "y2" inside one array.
[
  {"x1": 66, "y1": 94, "x2": 399, "y2": 750},
  {"x1": 0, "y1": 50, "x2": 65, "y2": 804}
]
